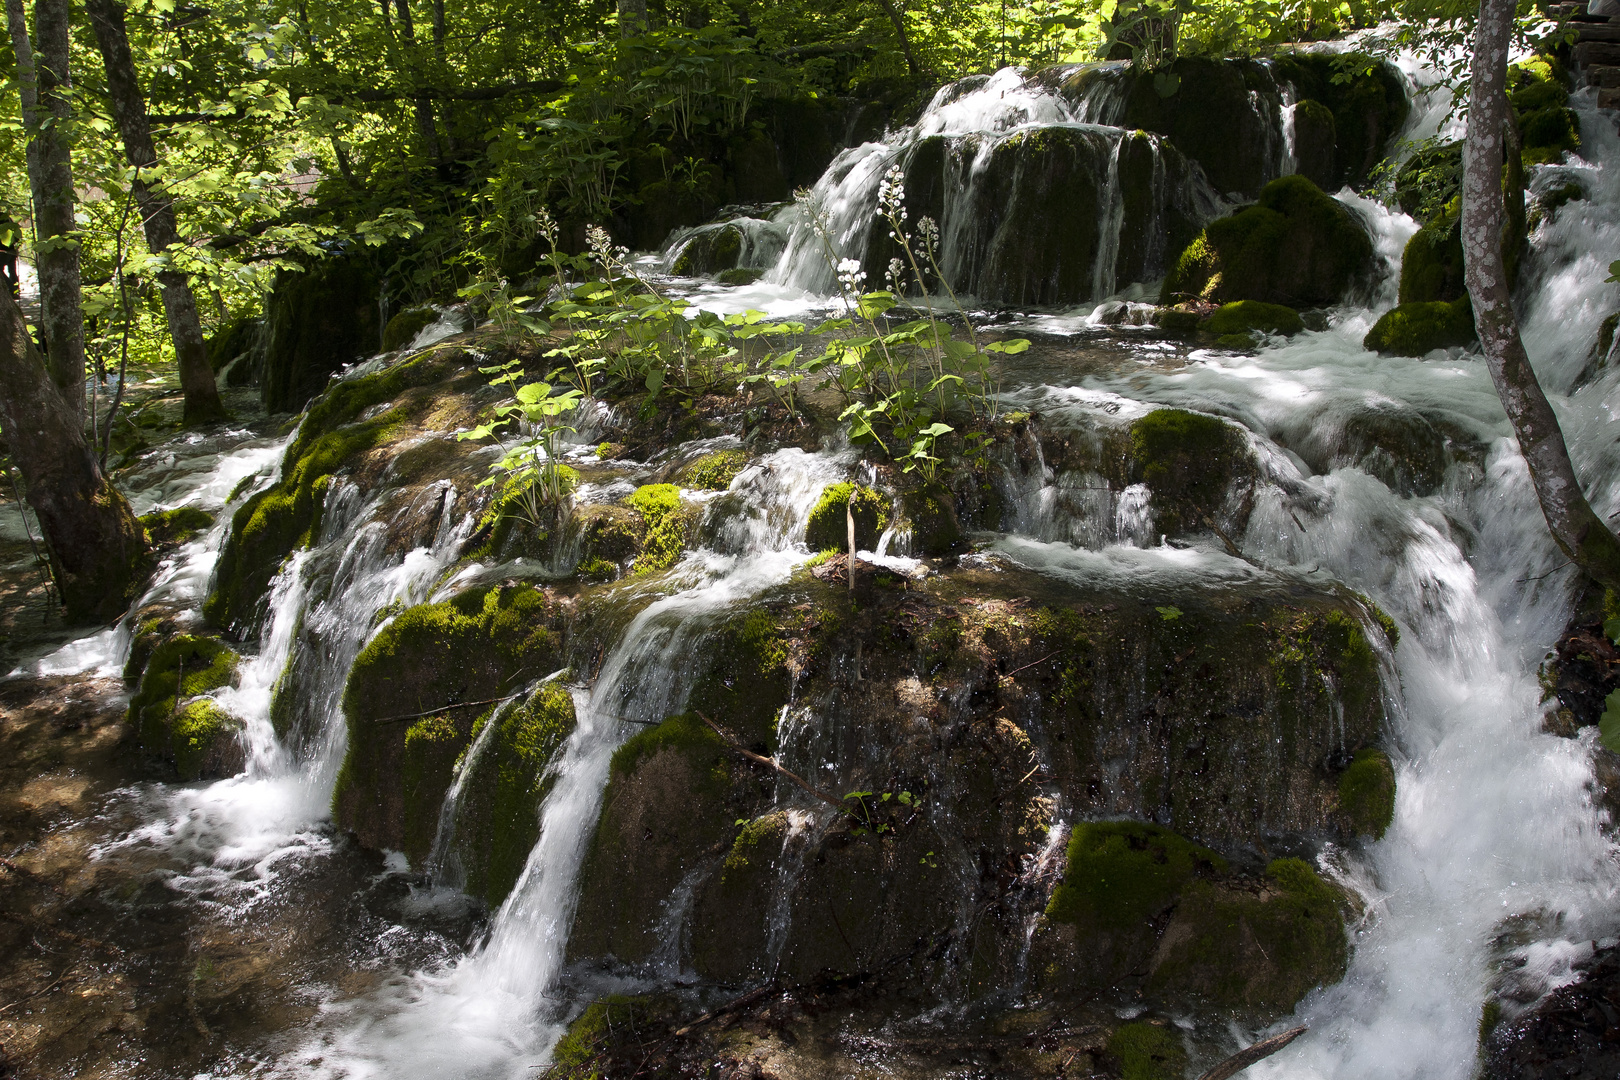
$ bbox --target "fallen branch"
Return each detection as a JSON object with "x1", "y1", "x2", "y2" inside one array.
[
  {"x1": 1003, "y1": 650, "x2": 1059, "y2": 679},
  {"x1": 696, "y1": 711, "x2": 841, "y2": 807},
  {"x1": 1194, "y1": 1026, "x2": 1308, "y2": 1080},
  {"x1": 671, "y1": 981, "x2": 778, "y2": 1037}
]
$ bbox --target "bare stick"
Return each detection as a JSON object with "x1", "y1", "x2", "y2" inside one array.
[
  {"x1": 1194, "y1": 1026, "x2": 1308, "y2": 1080},
  {"x1": 696, "y1": 711, "x2": 842, "y2": 807},
  {"x1": 847, "y1": 493, "x2": 856, "y2": 594}
]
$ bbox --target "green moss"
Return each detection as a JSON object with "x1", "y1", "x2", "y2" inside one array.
[
  {"x1": 627, "y1": 483, "x2": 693, "y2": 574},
  {"x1": 683, "y1": 449, "x2": 749, "y2": 490},
  {"x1": 139, "y1": 507, "x2": 215, "y2": 547},
  {"x1": 723, "y1": 812, "x2": 788, "y2": 884},
  {"x1": 382, "y1": 306, "x2": 440, "y2": 352},
  {"x1": 1394, "y1": 141, "x2": 1462, "y2": 226},
  {"x1": 1363, "y1": 299, "x2": 1475, "y2": 356},
  {"x1": 1147, "y1": 858, "x2": 1348, "y2": 1009},
  {"x1": 577, "y1": 556, "x2": 619, "y2": 582},
  {"x1": 1045, "y1": 821, "x2": 1226, "y2": 930},
  {"x1": 1338, "y1": 748, "x2": 1396, "y2": 838},
  {"x1": 1106, "y1": 1022, "x2": 1186, "y2": 1080},
  {"x1": 610, "y1": 712, "x2": 727, "y2": 784},
  {"x1": 715, "y1": 267, "x2": 765, "y2": 286},
  {"x1": 1129, "y1": 409, "x2": 1247, "y2": 536},
  {"x1": 400, "y1": 714, "x2": 466, "y2": 863},
  {"x1": 1163, "y1": 175, "x2": 1374, "y2": 308},
  {"x1": 1399, "y1": 222, "x2": 1466, "y2": 305},
  {"x1": 1152, "y1": 307, "x2": 1202, "y2": 334},
  {"x1": 128, "y1": 635, "x2": 241, "y2": 776},
  {"x1": 672, "y1": 225, "x2": 744, "y2": 275},
  {"x1": 552, "y1": 995, "x2": 640, "y2": 1070},
  {"x1": 1479, "y1": 998, "x2": 1503, "y2": 1045},
  {"x1": 1202, "y1": 300, "x2": 1304, "y2": 337},
  {"x1": 1519, "y1": 106, "x2": 1580, "y2": 165},
  {"x1": 805, "y1": 482, "x2": 890, "y2": 552},
  {"x1": 458, "y1": 681, "x2": 577, "y2": 904}
]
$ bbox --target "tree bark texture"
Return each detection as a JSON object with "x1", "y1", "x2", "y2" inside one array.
[
  {"x1": 85, "y1": 0, "x2": 227, "y2": 426},
  {"x1": 22, "y1": 0, "x2": 87, "y2": 410},
  {"x1": 617, "y1": 0, "x2": 647, "y2": 37},
  {"x1": 0, "y1": 287, "x2": 149, "y2": 622},
  {"x1": 1462, "y1": 0, "x2": 1620, "y2": 590}
]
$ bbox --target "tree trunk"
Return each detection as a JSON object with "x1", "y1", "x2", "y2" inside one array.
[
  {"x1": 392, "y1": 0, "x2": 443, "y2": 163},
  {"x1": 1462, "y1": 0, "x2": 1620, "y2": 590},
  {"x1": 85, "y1": 0, "x2": 227, "y2": 426},
  {"x1": 0, "y1": 286, "x2": 149, "y2": 622},
  {"x1": 874, "y1": 0, "x2": 919, "y2": 77},
  {"x1": 18, "y1": 0, "x2": 87, "y2": 412},
  {"x1": 617, "y1": 0, "x2": 647, "y2": 37}
]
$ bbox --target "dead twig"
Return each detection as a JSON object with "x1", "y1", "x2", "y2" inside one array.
[
  {"x1": 1003, "y1": 650, "x2": 1059, "y2": 679},
  {"x1": 1194, "y1": 1025, "x2": 1307, "y2": 1080},
  {"x1": 671, "y1": 981, "x2": 778, "y2": 1037},
  {"x1": 696, "y1": 712, "x2": 842, "y2": 808}
]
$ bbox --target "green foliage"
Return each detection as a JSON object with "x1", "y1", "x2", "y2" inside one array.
[
  {"x1": 1363, "y1": 299, "x2": 1475, "y2": 356},
  {"x1": 723, "y1": 813, "x2": 789, "y2": 883},
  {"x1": 1106, "y1": 1022, "x2": 1187, "y2": 1080},
  {"x1": 1338, "y1": 748, "x2": 1396, "y2": 837},
  {"x1": 1044, "y1": 821, "x2": 1226, "y2": 929},
  {"x1": 1599, "y1": 690, "x2": 1620, "y2": 754},
  {"x1": 805, "y1": 482, "x2": 890, "y2": 552}
]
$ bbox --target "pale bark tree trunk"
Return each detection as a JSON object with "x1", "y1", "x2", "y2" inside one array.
[
  {"x1": 10, "y1": 0, "x2": 87, "y2": 412},
  {"x1": 1463, "y1": 0, "x2": 1620, "y2": 589},
  {"x1": 85, "y1": 0, "x2": 227, "y2": 426},
  {"x1": 0, "y1": 286, "x2": 149, "y2": 622},
  {"x1": 617, "y1": 0, "x2": 647, "y2": 37}
]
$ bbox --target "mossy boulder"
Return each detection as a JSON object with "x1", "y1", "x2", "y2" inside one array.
[
  {"x1": 627, "y1": 483, "x2": 696, "y2": 574},
  {"x1": 260, "y1": 255, "x2": 381, "y2": 413},
  {"x1": 382, "y1": 305, "x2": 439, "y2": 352},
  {"x1": 1290, "y1": 98, "x2": 1338, "y2": 191},
  {"x1": 1363, "y1": 299, "x2": 1475, "y2": 357},
  {"x1": 138, "y1": 506, "x2": 214, "y2": 548},
  {"x1": 1162, "y1": 175, "x2": 1375, "y2": 308},
  {"x1": 206, "y1": 314, "x2": 260, "y2": 375},
  {"x1": 1202, "y1": 300, "x2": 1304, "y2": 338},
  {"x1": 671, "y1": 225, "x2": 744, "y2": 276},
  {"x1": 680, "y1": 448, "x2": 749, "y2": 490},
  {"x1": 1337, "y1": 747, "x2": 1396, "y2": 838},
  {"x1": 1400, "y1": 221, "x2": 1466, "y2": 305},
  {"x1": 805, "y1": 482, "x2": 889, "y2": 552},
  {"x1": 1269, "y1": 51, "x2": 1410, "y2": 189},
  {"x1": 1118, "y1": 57, "x2": 1281, "y2": 199},
  {"x1": 331, "y1": 585, "x2": 563, "y2": 857},
  {"x1": 1045, "y1": 821, "x2": 1227, "y2": 932},
  {"x1": 1510, "y1": 55, "x2": 1579, "y2": 166},
  {"x1": 1128, "y1": 408, "x2": 1253, "y2": 536},
  {"x1": 127, "y1": 634, "x2": 244, "y2": 780},
  {"x1": 900, "y1": 484, "x2": 964, "y2": 556},
  {"x1": 684, "y1": 607, "x2": 794, "y2": 748},
  {"x1": 716, "y1": 267, "x2": 766, "y2": 286},
  {"x1": 448, "y1": 681, "x2": 577, "y2": 905}
]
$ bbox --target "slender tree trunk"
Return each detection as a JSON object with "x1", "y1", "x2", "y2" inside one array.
[
  {"x1": 16, "y1": 0, "x2": 87, "y2": 412},
  {"x1": 0, "y1": 287, "x2": 149, "y2": 622},
  {"x1": 392, "y1": 0, "x2": 442, "y2": 163},
  {"x1": 85, "y1": 0, "x2": 227, "y2": 426},
  {"x1": 617, "y1": 0, "x2": 647, "y2": 37},
  {"x1": 874, "y1": 0, "x2": 919, "y2": 77},
  {"x1": 1463, "y1": 0, "x2": 1620, "y2": 590}
]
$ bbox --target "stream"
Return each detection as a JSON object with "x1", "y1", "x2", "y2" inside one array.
[{"x1": 5, "y1": 45, "x2": 1620, "y2": 1080}]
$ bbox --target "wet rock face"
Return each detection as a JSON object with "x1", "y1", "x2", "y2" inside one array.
[
  {"x1": 260, "y1": 256, "x2": 382, "y2": 413},
  {"x1": 567, "y1": 563, "x2": 1391, "y2": 1016},
  {"x1": 1163, "y1": 175, "x2": 1376, "y2": 309},
  {"x1": 124, "y1": 630, "x2": 245, "y2": 781},
  {"x1": 1484, "y1": 943, "x2": 1620, "y2": 1080}
]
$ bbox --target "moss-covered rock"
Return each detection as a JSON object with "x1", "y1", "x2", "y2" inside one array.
[
  {"x1": 206, "y1": 314, "x2": 260, "y2": 375},
  {"x1": 1511, "y1": 55, "x2": 1579, "y2": 166},
  {"x1": 127, "y1": 634, "x2": 244, "y2": 780},
  {"x1": 900, "y1": 484, "x2": 964, "y2": 556},
  {"x1": 1106, "y1": 1022, "x2": 1187, "y2": 1080},
  {"x1": 1118, "y1": 57, "x2": 1281, "y2": 199},
  {"x1": 1269, "y1": 51, "x2": 1410, "y2": 189},
  {"x1": 1290, "y1": 98, "x2": 1338, "y2": 191},
  {"x1": 451, "y1": 682, "x2": 577, "y2": 905},
  {"x1": 680, "y1": 449, "x2": 749, "y2": 490},
  {"x1": 138, "y1": 506, "x2": 214, "y2": 548},
  {"x1": 1363, "y1": 299, "x2": 1475, "y2": 356},
  {"x1": 1399, "y1": 221, "x2": 1466, "y2": 305},
  {"x1": 1163, "y1": 175, "x2": 1375, "y2": 308},
  {"x1": 260, "y1": 255, "x2": 381, "y2": 413},
  {"x1": 671, "y1": 225, "x2": 744, "y2": 276},
  {"x1": 331, "y1": 585, "x2": 563, "y2": 857},
  {"x1": 1144, "y1": 856, "x2": 1348, "y2": 1009},
  {"x1": 382, "y1": 305, "x2": 439, "y2": 352},
  {"x1": 716, "y1": 267, "x2": 766, "y2": 286},
  {"x1": 627, "y1": 483, "x2": 696, "y2": 574},
  {"x1": 1202, "y1": 300, "x2": 1304, "y2": 338},
  {"x1": 1337, "y1": 747, "x2": 1396, "y2": 838},
  {"x1": 205, "y1": 352, "x2": 455, "y2": 629},
  {"x1": 805, "y1": 482, "x2": 889, "y2": 552},
  {"x1": 1128, "y1": 408, "x2": 1252, "y2": 536},
  {"x1": 1045, "y1": 821, "x2": 1227, "y2": 932}
]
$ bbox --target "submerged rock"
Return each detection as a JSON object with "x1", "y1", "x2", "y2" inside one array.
[{"x1": 1162, "y1": 175, "x2": 1376, "y2": 309}]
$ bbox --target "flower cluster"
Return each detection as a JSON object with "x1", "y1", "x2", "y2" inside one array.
[
  {"x1": 886, "y1": 256, "x2": 906, "y2": 292},
  {"x1": 877, "y1": 163, "x2": 907, "y2": 230},
  {"x1": 586, "y1": 224, "x2": 629, "y2": 268},
  {"x1": 917, "y1": 215, "x2": 940, "y2": 257},
  {"x1": 837, "y1": 257, "x2": 867, "y2": 294}
]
